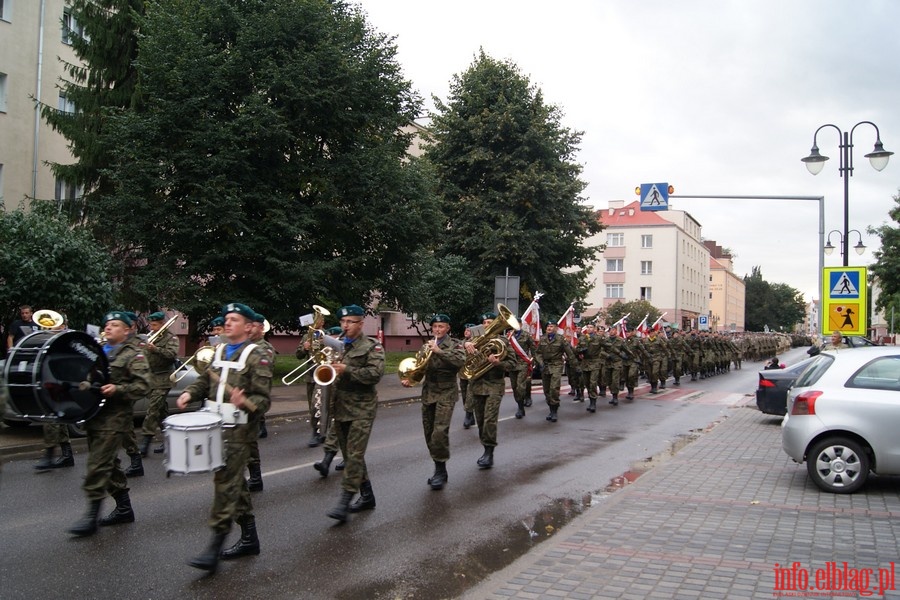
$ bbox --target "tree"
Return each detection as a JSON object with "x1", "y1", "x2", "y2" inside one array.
[
  {"x1": 426, "y1": 50, "x2": 603, "y2": 320},
  {"x1": 868, "y1": 191, "x2": 900, "y2": 313},
  {"x1": 743, "y1": 266, "x2": 805, "y2": 331},
  {"x1": 88, "y1": 0, "x2": 442, "y2": 333},
  {"x1": 600, "y1": 300, "x2": 661, "y2": 329},
  {"x1": 389, "y1": 254, "x2": 477, "y2": 337},
  {"x1": 0, "y1": 203, "x2": 114, "y2": 330}
]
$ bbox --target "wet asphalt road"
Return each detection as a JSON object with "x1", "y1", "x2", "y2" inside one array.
[{"x1": 0, "y1": 352, "x2": 799, "y2": 600}]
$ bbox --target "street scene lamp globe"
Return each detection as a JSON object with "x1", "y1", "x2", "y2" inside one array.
[
  {"x1": 801, "y1": 145, "x2": 828, "y2": 175},
  {"x1": 865, "y1": 141, "x2": 894, "y2": 171}
]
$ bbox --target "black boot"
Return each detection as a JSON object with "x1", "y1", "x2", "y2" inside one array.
[
  {"x1": 308, "y1": 431, "x2": 324, "y2": 448},
  {"x1": 247, "y1": 462, "x2": 263, "y2": 492},
  {"x1": 650, "y1": 384, "x2": 659, "y2": 394},
  {"x1": 587, "y1": 398, "x2": 596, "y2": 413},
  {"x1": 68, "y1": 499, "x2": 102, "y2": 537},
  {"x1": 35, "y1": 447, "x2": 55, "y2": 472},
  {"x1": 327, "y1": 490, "x2": 355, "y2": 523},
  {"x1": 258, "y1": 417, "x2": 268, "y2": 439},
  {"x1": 515, "y1": 401, "x2": 525, "y2": 419},
  {"x1": 335, "y1": 459, "x2": 346, "y2": 471},
  {"x1": 546, "y1": 405, "x2": 558, "y2": 422},
  {"x1": 476, "y1": 446, "x2": 494, "y2": 469},
  {"x1": 221, "y1": 515, "x2": 260, "y2": 559},
  {"x1": 124, "y1": 453, "x2": 144, "y2": 478},
  {"x1": 573, "y1": 390, "x2": 584, "y2": 402},
  {"x1": 138, "y1": 435, "x2": 153, "y2": 458},
  {"x1": 428, "y1": 461, "x2": 448, "y2": 490},
  {"x1": 463, "y1": 411, "x2": 475, "y2": 429},
  {"x1": 153, "y1": 441, "x2": 165, "y2": 454},
  {"x1": 314, "y1": 451, "x2": 336, "y2": 477},
  {"x1": 626, "y1": 388, "x2": 634, "y2": 400},
  {"x1": 189, "y1": 531, "x2": 228, "y2": 572},
  {"x1": 99, "y1": 490, "x2": 135, "y2": 526},
  {"x1": 52, "y1": 442, "x2": 75, "y2": 468},
  {"x1": 598, "y1": 386, "x2": 607, "y2": 398},
  {"x1": 659, "y1": 380, "x2": 666, "y2": 389},
  {"x1": 674, "y1": 377, "x2": 681, "y2": 386},
  {"x1": 349, "y1": 480, "x2": 376, "y2": 513},
  {"x1": 609, "y1": 393, "x2": 619, "y2": 406},
  {"x1": 524, "y1": 389, "x2": 532, "y2": 407}
]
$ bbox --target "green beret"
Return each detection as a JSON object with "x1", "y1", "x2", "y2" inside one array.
[
  {"x1": 124, "y1": 311, "x2": 139, "y2": 323},
  {"x1": 430, "y1": 313, "x2": 451, "y2": 325},
  {"x1": 102, "y1": 310, "x2": 133, "y2": 327},
  {"x1": 480, "y1": 311, "x2": 497, "y2": 321},
  {"x1": 222, "y1": 302, "x2": 255, "y2": 320},
  {"x1": 464, "y1": 323, "x2": 476, "y2": 329},
  {"x1": 252, "y1": 312, "x2": 265, "y2": 323},
  {"x1": 148, "y1": 311, "x2": 166, "y2": 321},
  {"x1": 326, "y1": 326, "x2": 343, "y2": 335},
  {"x1": 338, "y1": 305, "x2": 365, "y2": 318},
  {"x1": 210, "y1": 316, "x2": 225, "y2": 328}
]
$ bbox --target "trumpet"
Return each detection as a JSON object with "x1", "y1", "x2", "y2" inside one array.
[
  {"x1": 170, "y1": 345, "x2": 215, "y2": 384},
  {"x1": 282, "y1": 333, "x2": 343, "y2": 386},
  {"x1": 146, "y1": 314, "x2": 180, "y2": 345}
]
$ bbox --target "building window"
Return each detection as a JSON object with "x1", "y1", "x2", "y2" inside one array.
[
  {"x1": 640, "y1": 286, "x2": 652, "y2": 301},
  {"x1": 62, "y1": 7, "x2": 84, "y2": 44},
  {"x1": 0, "y1": 72, "x2": 7, "y2": 112},
  {"x1": 605, "y1": 284, "x2": 624, "y2": 299},
  {"x1": 58, "y1": 91, "x2": 75, "y2": 114},
  {"x1": 640, "y1": 260, "x2": 652, "y2": 275},
  {"x1": 641, "y1": 234, "x2": 653, "y2": 248},
  {"x1": 0, "y1": 0, "x2": 9, "y2": 22},
  {"x1": 606, "y1": 258, "x2": 624, "y2": 272},
  {"x1": 55, "y1": 177, "x2": 83, "y2": 202},
  {"x1": 606, "y1": 232, "x2": 624, "y2": 247}
]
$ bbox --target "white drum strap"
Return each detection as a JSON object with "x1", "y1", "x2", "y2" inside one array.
[{"x1": 211, "y1": 343, "x2": 258, "y2": 406}]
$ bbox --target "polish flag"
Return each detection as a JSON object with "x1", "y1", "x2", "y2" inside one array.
[
  {"x1": 520, "y1": 292, "x2": 542, "y2": 343},
  {"x1": 557, "y1": 303, "x2": 578, "y2": 347}
]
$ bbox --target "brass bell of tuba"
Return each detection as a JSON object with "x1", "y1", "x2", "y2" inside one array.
[{"x1": 459, "y1": 304, "x2": 520, "y2": 381}]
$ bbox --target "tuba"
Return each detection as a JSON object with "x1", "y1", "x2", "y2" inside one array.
[
  {"x1": 459, "y1": 304, "x2": 520, "y2": 380},
  {"x1": 397, "y1": 337, "x2": 435, "y2": 386}
]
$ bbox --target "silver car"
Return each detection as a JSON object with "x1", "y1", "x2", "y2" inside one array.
[{"x1": 782, "y1": 346, "x2": 900, "y2": 493}]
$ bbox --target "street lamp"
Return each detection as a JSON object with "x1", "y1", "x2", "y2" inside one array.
[
  {"x1": 802, "y1": 121, "x2": 893, "y2": 266},
  {"x1": 823, "y1": 229, "x2": 866, "y2": 258}
]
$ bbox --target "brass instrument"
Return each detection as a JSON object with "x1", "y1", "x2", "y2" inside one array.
[
  {"x1": 146, "y1": 314, "x2": 180, "y2": 345},
  {"x1": 398, "y1": 337, "x2": 436, "y2": 386},
  {"x1": 282, "y1": 305, "x2": 340, "y2": 386},
  {"x1": 170, "y1": 345, "x2": 215, "y2": 384},
  {"x1": 459, "y1": 304, "x2": 520, "y2": 380},
  {"x1": 33, "y1": 309, "x2": 65, "y2": 330}
]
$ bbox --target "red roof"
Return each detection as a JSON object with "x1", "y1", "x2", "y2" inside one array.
[{"x1": 598, "y1": 201, "x2": 673, "y2": 227}]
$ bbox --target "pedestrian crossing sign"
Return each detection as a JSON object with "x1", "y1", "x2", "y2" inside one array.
[
  {"x1": 821, "y1": 266, "x2": 867, "y2": 336},
  {"x1": 639, "y1": 183, "x2": 669, "y2": 211}
]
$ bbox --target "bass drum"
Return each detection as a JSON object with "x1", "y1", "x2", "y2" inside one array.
[{"x1": 3, "y1": 330, "x2": 109, "y2": 424}]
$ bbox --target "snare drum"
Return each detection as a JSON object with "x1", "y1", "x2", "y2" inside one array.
[
  {"x1": 163, "y1": 412, "x2": 224, "y2": 475},
  {"x1": 3, "y1": 331, "x2": 109, "y2": 423}
]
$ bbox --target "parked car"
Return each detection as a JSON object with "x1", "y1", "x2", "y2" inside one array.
[
  {"x1": 755, "y1": 357, "x2": 814, "y2": 416},
  {"x1": 782, "y1": 346, "x2": 900, "y2": 493},
  {"x1": 2, "y1": 359, "x2": 199, "y2": 437}
]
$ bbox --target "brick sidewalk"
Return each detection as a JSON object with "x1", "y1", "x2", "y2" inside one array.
[{"x1": 466, "y1": 404, "x2": 900, "y2": 600}]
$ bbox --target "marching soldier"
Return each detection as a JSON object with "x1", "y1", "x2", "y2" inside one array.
[
  {"x1": 623, "y1": 329, "x2": 645, "y2": 400},
  {"x1": 35, "y1": 424, "x2": 74, "y2": 471},
  {"x1": 69, "y1": 310, "x2": 151, "y2": 537},
  {"x1": 326, "y1": 305, "x2": 385, "y2": 523},
  {"x1": 246, "y1": 312, "x2": 275, "y2": 492},
  {"x1": 667, "y1": 328, "x2": 687, "y2": 386},
  {"x1": 463, "y1": 311, "x2": 517, "y2": 468},
  {"x1": 403, "y1": 314, "x2": 466, "y2": 490},
  {"x1": 177, "y1": 302, "x2": 272, "y2": 572},
  {"x1": 576, "y1": 324, "x2": 602, "y2": 412},
  {"x1": 644, "y1": 329, "x2": 667, "y2": 394},
  {"x1": 535, "y1": 320, "x2": 576, "y2": 422},
  {"x1": 507, "y1": 325, "x2": 535, "y2": 419},
  {"x1": 604, "y1": 326, "x2": 630, "y2": 406},
  {"x1": 460, "y1": 325, "x2": 476, "y2": 428},
  {"x1": 138, "y1": 311, "x2": 179, "y2": 457},
  {"x1": 313, "y1": 327, "x2": 346, "y2": 477},
  {"x1": 295, "y1": 328, "x2": 326, "y2": 448}
]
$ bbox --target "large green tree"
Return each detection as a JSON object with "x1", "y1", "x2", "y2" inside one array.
[
  {"x1": 744, "y1": 266, "x2": 806, "y2": 331},
  {"x1": 91, "y1": 0, "x2": 441, "y2": 333},
  {"x1": 426, "y1": 50, "x2": 603, "y2": 321},
  {"x1": 0, "y1": 203, "x2": 114, "y2": 332},
  {"x1": 600, "y1": 300, "x2": 662, "y2": 329},
  {"x1": 869, "y1": 191, "x2": 900, "y2": 314}
]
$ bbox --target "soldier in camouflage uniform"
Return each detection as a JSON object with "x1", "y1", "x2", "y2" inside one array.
[
  {"x1": 178, "y1": 302, "x2": 272, "y2": 572},
  {"x1": 403, "y1": 314, "x2": 466, "y2": 490},
  {"x1": 460, "y1": 325, "x2": 477, "y2": 428},
  {"x1": 644, "y1": 329, "x2": 668, "y2": 394},
  {"x1": 69, "y1": 311, "x2": 151, "y2": 537},
  {"x1": 295, "y1": 329, "x2": 326, "y2": 448},
  {"x1": 139, "y1": 311, "x2": 179, "y2": 458},
  {"x1": 313, "y1": 327, "x2": 346, "y2": 477},
  {"x1": 326, "y1": 305, "x2": 385, "y2": 523},
  {"x1": 667, "y1": 328, "x2": 687, "y2": 386},
  {"x1": 507, "y1": 326, "x2": 535, "y2": 419},
  {"x1": 535, "y1": 321, "x2": 577, "y2": 422},
  {"x1": 35, "y1": 424, "x2": 74, "y2": 471},
  {"x1": 623, "y1": 329, "x2": 645, "y2": 399},
  {"x1": 576, "y1": 324, "x2": 602, "y2": 410},
  {"x1": 246, "y1": 313, "x2": 275, "y2": 493},
  {"x1": 604, "y1": 326, "x2": 630, "y2": 406}
]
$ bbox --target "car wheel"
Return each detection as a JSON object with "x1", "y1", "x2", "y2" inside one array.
[
  {"x1": 66, "y1": 423, "x2": 87, "y2": 438},
  {"x1": 806, "y1": 437, "x2": 869, "y2": 494},
  {"x1": 3, "y1": 419, "x2": 32, "y2": 428}
]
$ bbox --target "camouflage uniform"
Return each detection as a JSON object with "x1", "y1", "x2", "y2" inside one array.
[
  {"x1": 507, "y1": 329, "x2": 535, "y2": 417},
  {"x1": 421, "y1": 335, "x2": 466, "y2": 462},
  {"x1": 576, "y1": 332, "x2": 602, "y2": 403},
  {"x1": 141, "y1": 327, "x2": 178, "y2": 440},
  {"x1": 468, "y1": 336, "x2": 517, "y2": 449},
  {"x1": 295, "y1": 338, "x2": 325, "y2": 444},
  {"x1": 644, "y1": 333, "x2": 668, "y2": 393},
  {"x1": 667, "y1": 332, "x2": 687, "y2": 385},
  {"x1": 535, "y1": 332, "x2": 577, "y2": 417},
  {"x1": 604, "y1": 333, "x2": 630, "y2": 404},
  {"x1": 623, "y1": 333, "x2": 644, "y2": 398},
  {"x1": 247, "y1": 337, "x2": 275, "y2": 486}
]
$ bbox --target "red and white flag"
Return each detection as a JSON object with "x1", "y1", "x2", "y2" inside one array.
[
  {"x1": 651, "y1": 313, "x2": 668, "y2": 338},
  {"x1": 619, "y1": 315, "x2": 628, "y2": 339},
  {"x1": 519, "y1": 292, "x2": 542, "y2": 344},
  {"x1": 557, "y1": 303, "x2": 578, "y2": 347},
  {"x1": 636, "y1": 314, "x2": 650, "y2": 337}
]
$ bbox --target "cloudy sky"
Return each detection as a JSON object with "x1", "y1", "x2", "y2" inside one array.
[{"x1": 356, "y1": 0, "x2": 900, "y2": 301}]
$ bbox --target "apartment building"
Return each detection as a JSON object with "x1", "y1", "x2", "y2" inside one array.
[
  {"x1": 0, "y1": 0, "x2": 81, "y2": 212},
  {"x1": 705, "y1": 240, "x2": 746, "y2": 332},
  {"x1": 584, "y1": 200, "x2": 709, "y2": 330}
]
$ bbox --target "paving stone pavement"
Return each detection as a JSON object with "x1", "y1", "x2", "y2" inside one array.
[{"x1": 465, "y1": 404, "x2": 900, "y2": 600}]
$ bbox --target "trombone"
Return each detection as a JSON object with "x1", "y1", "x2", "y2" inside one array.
[
  {"x1": 170, "y1": 345, "x2": 215, "y2": 384},
  {"x1": 146, "y1": 314, "x2": 180, "y2": 345},
  {"x1": 282, "y1": 333, "x2": 342, "y2": 386}
]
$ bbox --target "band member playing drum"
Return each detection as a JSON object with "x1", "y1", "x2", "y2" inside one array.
[
  {"x1": 69, "y1": 310, "x2": 151, "y2": 537},
  {"x1": 177, "y1": 302, "x2": 272, "y2": 573}
]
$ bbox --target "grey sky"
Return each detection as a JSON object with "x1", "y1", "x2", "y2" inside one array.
[{"x1": 357, "y1": 0, "x2": 900, "y2": 300}]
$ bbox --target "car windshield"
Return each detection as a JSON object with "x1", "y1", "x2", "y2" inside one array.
[
  {"x1": 793, "y1": 354, "x2": 833, "y2": 387},
  {"x1": 847, "y1": 355, "x2": 900, "y2": 391}
]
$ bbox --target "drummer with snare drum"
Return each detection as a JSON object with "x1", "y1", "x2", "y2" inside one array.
[{"x1": 176, "y1": 302, "x2": 272, "y2": 574}]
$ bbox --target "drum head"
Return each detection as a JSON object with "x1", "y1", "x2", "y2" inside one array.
[
  {"x1": 165, "y1": 411, "x2": 222, "y2": 429},
  {"x1": 3, "y1": 331, "x2": 109, "y2": 423}
]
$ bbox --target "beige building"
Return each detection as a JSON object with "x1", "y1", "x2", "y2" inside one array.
[
  {"x1": 584, "y1": 200, "x2": 709, "y2": 330},
  {"x1": 705, "y1": 241, "x2": 746, "y2": 332},
  {"x1": 0, "y1": 0, "x2": 81, "y2": 212}
]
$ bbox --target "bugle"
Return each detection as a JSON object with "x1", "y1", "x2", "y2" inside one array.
[{"x1": 170, "y1": 346, "x2": 215, "y2": 384}]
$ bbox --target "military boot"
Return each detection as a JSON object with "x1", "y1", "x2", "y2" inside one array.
[
  {"x1": 348, "y1": 480, "x2": 376, "y2": 513},
  {"x1": 221, "y1": 515, "x2": 260, "y2": 559},
  {"x1": 35, "y1": 447, "x2": 55, "y2": 472},
  {"x1": 573, "y1": 388, "x2": 584, "y2": 402},
  {"x1": 124, "y1": 453, "x2": 144, "y2": 477},
  {"x1": 314, "y1": 450, "x2": 336, "y2": 477},
  {"x1": 189, "y1": 531, "x2": 228, "y2": 572},
  {"x1": 515, "y1": 401, "x2": 525, "y2": 419},
  {"x1": 138, "y1": 434, "x2": 153, "y2": 458},
  {"x1": 463, "y1": 411, "x2": 475, "y2": 429},
  {"x1": 598, "y1": 385, "x2": 608, "y2": 398},
  {"x1": 52, "y1": 442, "x2": 75, "y2": 468},
  {"x1": 476, "y1": 446, "x2": 494, "y2": 469},
  {"x1": 546, "y1": 405, "x2": 558, "y2": 422},
  {"x1": 335, "y1": 459, "x2": 346, "y2": 471},
  {"x1": 428, "y1": 461, "x2": 448, "y2": 490},
  {"x1": 650, "y1": 383, "x2": 659, "y2": 394},
  {"x1": 659, "y1": 380, "x2": 667, "y2": 389},
  {"x1": 626, "y1": 388, "x2": 634, "y2": 400},
  {"x1": 327, "y1": 490, "x2": 355, "y2": 523},
  {"x1": 247, "y1": 462, "x2": 263, "y2": 492},
  {"x1": 609, "y1": 393, "x2": 619, "y2": 406},
  {"x1": 674, "y1": 377, "x2": 681, "y2": 386},
  {"x1": 153, "y1": 441, "x2": 165, "y2": 454},
  {"x1": 587, "y1": 398, "x2": 597, "y2": 413},
  {"x1": 258, "y1": 417, "x2": 268, "y2": 439},
  {"x1": 524, "y1": 387, "x2": 533, "y2": 407},
  {"x1": 99, "y1": 490, "x2": 135, "y2": 526},
  {"x1": 68, "y1": 499, "x2": 103, "y2": 537}
]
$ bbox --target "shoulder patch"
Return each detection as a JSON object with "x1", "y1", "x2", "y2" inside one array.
[
  {"x1": 259, "y1": 359, "x2": 271, "y2": 366},
  {"x1": 374, "y1": 344, "x2": 383, "y2": 352}
]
